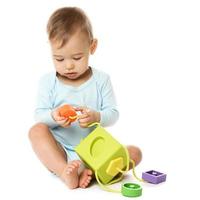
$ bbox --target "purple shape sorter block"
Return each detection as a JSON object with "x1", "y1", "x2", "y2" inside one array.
[{"x1": 142, "y1": 170, "x2": 167, "y2": 184}]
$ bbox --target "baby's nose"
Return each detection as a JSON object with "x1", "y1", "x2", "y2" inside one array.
[{"x1": 65, "y1": 63, "x2": 75, "y2": 70}]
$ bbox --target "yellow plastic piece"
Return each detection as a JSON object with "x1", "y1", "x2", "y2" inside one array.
[
  {"x1": 106, "y1": 157, "x2": 123, "y2": 176},
  {"x1": 69, "y1": 116, "x2": 77, "y2": 120}
]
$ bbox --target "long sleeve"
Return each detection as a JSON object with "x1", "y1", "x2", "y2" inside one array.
[
  {"x1": 32, "y1": 68, "x2": 119, "y2": 149},
  {"x1": 34, "y1": 74, "x2": 58, "y2": 129},
  {"x1": 99, "y1": 75, "x2": 119, "y2": 127}
]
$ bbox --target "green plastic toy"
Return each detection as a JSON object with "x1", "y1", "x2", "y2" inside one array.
[
  {"x1": 75, "y1": 123, "x2": 144, "y2": 195},
  {"x1": 122, "y1": 183, "x2": 142, "y2": 197}
]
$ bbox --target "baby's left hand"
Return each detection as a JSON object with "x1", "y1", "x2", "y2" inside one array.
[{"x1": 75, "y1": 106, "x2": 100, "y2": 128}]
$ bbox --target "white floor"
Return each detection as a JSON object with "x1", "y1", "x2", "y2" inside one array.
[{"x1": 1, "y1": 1, "x2": 200, "y2": 199}]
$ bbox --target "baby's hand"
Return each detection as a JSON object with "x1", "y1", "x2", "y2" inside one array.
[
  {"x1": 51, "y1": 107, "x2": 71, "y2": 128},
  {"x1": 75, "y1": 106, "x2": 100, "y2": 128}
]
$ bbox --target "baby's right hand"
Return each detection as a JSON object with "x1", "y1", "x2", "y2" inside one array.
[{"x1": 51, "y1": 108, "x2": 71, "y2": 128}]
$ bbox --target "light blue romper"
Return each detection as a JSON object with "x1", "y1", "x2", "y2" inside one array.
[{"x1": 34, "y1": 67, "x2": 119, "y2": 161}]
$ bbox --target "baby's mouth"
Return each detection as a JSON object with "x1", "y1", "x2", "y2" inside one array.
[{"x1": 64, "y1": 72, "x2": 78, "y2": 78}]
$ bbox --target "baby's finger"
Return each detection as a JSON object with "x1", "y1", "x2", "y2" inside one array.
[
  {"x1": 53, "y1": 109, "x2": 66, "y2": 120},
  {"x1": 77, "y1": 113, "x2": 89, "y2": 119},
  {"x1": 54, "y1": 108, "x2": 62, "y2": 115},
  {"x1": 72, "y1": 160, "x2": 81, "y2": 167},
  {"x1": 62, "y1": 120, "x2": 71, "y2": 127},
  {"x1": 74, "y1": 106, "x2": 85, "y2": 112},
  {"x1": 82, "y1": 108, "x2": 91, "y2": 115},
  {"x1": 79, "y1": 122, "x2": 89, "y2": 128},
  {"x1": 56, "y1": 116, "x2": 66, "y2": 121},
  {"x1": 57, "y1": 119, "x2": 67, "y2": 125},
  {"x1": 78, "y1": 117, "x2": 90, "y2": 124},
  {"x1": 75, "y1": 106, "x2": 90, "y2": 114}
]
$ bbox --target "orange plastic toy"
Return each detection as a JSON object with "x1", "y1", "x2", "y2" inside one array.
[{"x1": 59, "y1": 104, "x2": 77, "y2": 122}]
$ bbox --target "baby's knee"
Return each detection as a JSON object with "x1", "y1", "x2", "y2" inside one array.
[
  {"x1": 28, "y1": 123, "x2": 49, "y2": 141},
  {"x1": 127, "y1": 145, "x2": 142, "y2": 165}
]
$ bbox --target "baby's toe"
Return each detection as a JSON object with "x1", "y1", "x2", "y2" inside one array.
[
  {"x1": 71, "y1": 160, "x2": 81, "y2": 168},
  {"x1": 87, "y1": 169, "x2": 92, "y2": 175},
  {"x1": 66, "y1": 168, "x2": 73, "y2": 174},
  {"x1": 82, "y1": 183, "x2": 88, "y2": 188},
  {"x1": 86, "y1": 179, "x2": 90, "y2": 184}
]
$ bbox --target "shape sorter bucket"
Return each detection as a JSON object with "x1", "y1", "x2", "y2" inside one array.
[{"x1": 75, "y1": 123, "x2": 129, "y2": 184}]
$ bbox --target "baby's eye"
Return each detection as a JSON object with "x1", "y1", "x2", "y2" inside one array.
[
  {"x1": 73, "y1": 57, "x2": 82, "y2": 61},
  {"x1": 55, "y1": 58, "x2": 64, "y2": 62}
]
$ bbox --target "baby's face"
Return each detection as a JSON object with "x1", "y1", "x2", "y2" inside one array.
[{"x1": 50, "y1": 31, "x2": 95, "y2": 80}]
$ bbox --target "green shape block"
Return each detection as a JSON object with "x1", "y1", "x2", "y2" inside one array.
[
  {"x1": 122, "y1": 183, "x2": 142, "y2": 197},
  {"x1": 75, "y1": 123, "x2": 128, "y2": 184}
]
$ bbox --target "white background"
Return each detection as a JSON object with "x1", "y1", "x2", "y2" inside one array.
[{"x1": 0, "y1": 0, "x2": 200, "y2": 199}]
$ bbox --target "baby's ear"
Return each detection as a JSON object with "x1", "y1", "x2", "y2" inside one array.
[{"x1": 90, "y1": 39, "x2": 98, "y2": 55}]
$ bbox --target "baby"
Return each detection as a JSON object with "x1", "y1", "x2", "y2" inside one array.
[{"x1": 29, "y1": 7, "x2": 142, "y2": 189}]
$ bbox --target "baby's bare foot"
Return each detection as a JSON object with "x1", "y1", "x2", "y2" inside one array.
[
  {"x1": 79, "y1": 169, "x2": 93, "y2": 188},
  {"x1": 60, "y1": 160, "x2": 81, "y2": 189}
]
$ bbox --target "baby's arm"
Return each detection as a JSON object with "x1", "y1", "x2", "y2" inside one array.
[
  {"x1": 99, "y1": 75, "x2": 119, "y2": 127},
  {"x1": 76, "y1": 75, "x2": 119, "y2": 127},
  {"x1": 34, "y1": 74, "x2": 59, "y2": 129}
]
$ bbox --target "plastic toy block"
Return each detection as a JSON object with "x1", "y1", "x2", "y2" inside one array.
[
  {"x1": 75, "y1": 123, "x2": 128, "y2": 184},
  {"x1": 58, "y1": 104, "x2": 77, "y2": 122},
  {"x1": 122, "y1": 183, "x2": 142, "y2": 197},
  {"x1": 142, "y1": 170, "x2": 166, "y2": 184}
]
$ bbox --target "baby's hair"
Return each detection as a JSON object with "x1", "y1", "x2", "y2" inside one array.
[{"x1": 47, "y1": 7, "x2": 93, "y2": 48}]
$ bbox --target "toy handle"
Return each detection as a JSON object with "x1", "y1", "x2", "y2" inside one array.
[
  {"x1": 95, "y1": 171, "x2": 122, "y2": 193},
  {"x1": 87, "y1": 122, "x2": 100, "y2": 128}
]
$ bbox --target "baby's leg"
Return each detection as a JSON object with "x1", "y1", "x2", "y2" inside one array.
[
  {"x1": 126, "y1": 145, "x2": 142, "y2": 169},
  {"x1": 28, "y1": 123, "x2": 80, "y2": 189}
]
